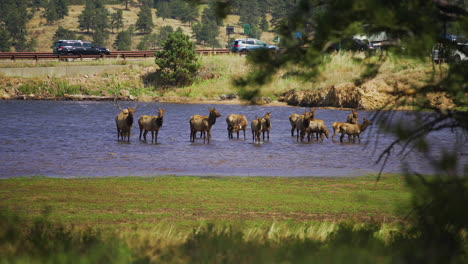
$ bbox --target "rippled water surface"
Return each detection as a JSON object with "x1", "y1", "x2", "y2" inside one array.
[{"x1": 0, "y1": 101, "x2": 465, "y2": 178}]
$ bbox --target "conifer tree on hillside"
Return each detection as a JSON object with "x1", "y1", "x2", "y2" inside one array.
[
  {"x1": 114, "y1": 30, "x2": 132, "y2": 50},
  {"x1": 135, "y1": 5, "x2": 154, "y2": 34},
  {"x1": 44, "y1": 0, "x2": 59, "y2": 24},
  {"x1": 53, "y1": 26, "x2": 77, "y2": 40},
  {"x1": 156, "y1": 1, "x2": 171, "y2": 20},
  {"x1": 0, "y1": 0, "x2": 30, "y2": 49},
  {"x1": 110, "y1": 9, "x2": 124, "y2": 33},
  {"x1": 0, "y1": 27, "x2": 12, "y2": 52},
  {"x1": 55, "y1": 0, "x2": 69, "y2": 19},
  {"x1": 78, "y1": 0, "x2": 110, "y2": 45}
]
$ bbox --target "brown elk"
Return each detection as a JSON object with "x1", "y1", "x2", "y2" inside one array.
[
  {"x1": 306, "y1": 119, "x2": 329, "y2": 141},
  {"x1": 294, "y1": 111, "x2": 314, "y2": 142},
  {"x1": 347, "y1": 109, "x2": 359, "y2": 124},
  {"x1": 339, "y1": 118, "x2": 372, "y2": 143},
  {"x1": 261, "y1": 112, "x2": 271, "y2": 140},
  {"x1": 115, "y1": 100, "x2": 137, "y2": 142},
  {"x1": 289, "y1": 109, "x2": 315, "y2": 136},
  {"x1": 189, "y1": 107, "x2": 221, "y2": 143},
  {"x1": 332, "y1": 109, "x2": 359, "y2": 139},
  {"x1": 138, "y1": 108, "x2": 165, "y2": 143},
  {"x1": 251, "y1": 116, "x2": 263, "y2": 143},
  {"x1": 226, "y1": 114, "x2": 248, "y2": 139}
]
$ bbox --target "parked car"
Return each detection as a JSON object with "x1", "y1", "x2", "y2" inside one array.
[
  {"x1": 53, "y1": 40, "x2": 110, "y2": 55},
  {"x1": 432, "y1": 35, "x2": 468, "y2": 64},
  {"x1": 324, "y1": 37, "x2": 371, "y2": 52},
  {"x1": 229, "y1": 38, "x2": 279, "y2": 53}
]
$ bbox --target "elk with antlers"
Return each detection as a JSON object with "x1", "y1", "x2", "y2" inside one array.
[{"x1": 114, "y1": 100, "x2": 137, "y2": 142}]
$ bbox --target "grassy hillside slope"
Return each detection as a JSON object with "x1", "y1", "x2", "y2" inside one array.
[{"x1": 27, "y1": 4, "x2": 276, "y2": 52}]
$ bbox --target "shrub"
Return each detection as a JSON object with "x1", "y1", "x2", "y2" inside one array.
[{"x1": 154, "y1": 32, "x2": 200, "y2": 88}]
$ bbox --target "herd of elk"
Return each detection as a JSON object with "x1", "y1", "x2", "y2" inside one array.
[{"x1": 114, "y1": 103, "x2": 371, "y2": 144}]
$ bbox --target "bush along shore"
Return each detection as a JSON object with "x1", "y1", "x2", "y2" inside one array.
[{"x1": 0, "y1": 53, "x2": 458, "y2": 110}]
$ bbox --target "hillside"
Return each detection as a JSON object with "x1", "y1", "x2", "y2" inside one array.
[{"x1": 26, "y1": 4, "x2": 276, "y2": 52}]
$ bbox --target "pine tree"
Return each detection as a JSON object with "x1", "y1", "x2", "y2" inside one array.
[
  {"x1": 53, "y1": 26, "x2": 77, "y2": 40},
  {"x1": 0, "y1": 27, "x2": 12, "y2": 52},
  {"x1": 113, "y1": 30, "x2": 132, "y2": 50},
  {"x1": 78, "y1": 3, "x2": 95, "y2": 33},
  {"x1": 135, "y1": 5, "x2": 154, "y2": 34},
  {"x1": 44, "y1": 0, "x2": 59, "y2": 24},
  {"x1": 154, "y1": 31, "x2": 200, "y2": 87},
  {"x1": 0, "y1": 0, "x2": 30, "y2": 47},
  {"x1": 55, "y1": 0, "x2": 69, "y2": 19},
  {"x1": 92, "y1": 28, "x2": 108, "y2": 47},
  {"x1": 110, "y1": 9, "x2": 124, "y2": 33},
  {"x1": 156, "y1": 1, "x2": 170, "y2": 20}
]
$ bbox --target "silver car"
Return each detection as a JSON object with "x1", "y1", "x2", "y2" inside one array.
[{"x1": 229, "y1": 38, "x2": 279, "y2": 53}]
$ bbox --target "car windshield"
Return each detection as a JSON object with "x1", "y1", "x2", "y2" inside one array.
[
  {"x1": 83, "y1": 43, "x2": 92, "y2": 47},
  {"x1": 72, "y1": 42, "x2": 81, "y2": 47},
  {"x1": 257, "y1": 41, "x2": 266, "y2": 45}
]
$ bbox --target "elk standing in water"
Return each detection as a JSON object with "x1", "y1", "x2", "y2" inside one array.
[
  {"x1": 289, "y1": 109, "x2": 315, "y2": 136},
  {"x1": 251, "y1": 116, "x2": 263, "y2": 143},
  {"x1": 261, "y1": 112, "x2": 272, "y2": 141},
  {"x1": 339, "y1": 118, "x2": 372, "y2": 143},
  {"x1": 226, "y1": 114, "x2": 248, "y2": 139},
  {"x1": 115, "y1": 100, "x2": 137, "y2": 142},
  {"x1": 332, "y1": 109, "x2": 359, "y2": 139},
  {"x1": 190, "y1": 107, "x2": 221, "y2": 143},
  {"x1": 138, "y1": 108, "x2": 165, "y2": 143},
  {"x1": 295, "y1": 111, "x2": 314, "y2": 142}
]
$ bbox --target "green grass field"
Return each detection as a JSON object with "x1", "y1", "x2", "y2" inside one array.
[{"x1": 0, "y1": 175, "x2": 410, "y2": 230}]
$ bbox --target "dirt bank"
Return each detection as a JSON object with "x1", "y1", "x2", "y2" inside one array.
[{"x1": 278, "y1": 71, "x2": 456, "y2": 110}]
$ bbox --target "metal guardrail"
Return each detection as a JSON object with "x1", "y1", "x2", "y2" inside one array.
[{"x1": 0, "y1": 49, "x2": 233, "y2": 61}]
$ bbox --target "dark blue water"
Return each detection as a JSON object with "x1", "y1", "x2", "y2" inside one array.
[{"x1": 0, "y1": 101, "x2": 465, "y2": 178}]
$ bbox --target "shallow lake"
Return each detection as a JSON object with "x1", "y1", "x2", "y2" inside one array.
[{"x1": 0, "y1": 101, "x2": 465, "y2": 178}]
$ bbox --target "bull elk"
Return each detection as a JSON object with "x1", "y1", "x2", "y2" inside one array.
[
  {"x1": 138, "y1": 108, "x2": 165, "y2": 143},
  {"x1": 189, "y1": 107, "x2": 221, "y2": 143},
  {"x1": 114, "y1": 100, "x2": 137, "y2": 142}
]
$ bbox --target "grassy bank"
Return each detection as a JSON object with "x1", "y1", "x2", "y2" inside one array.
[
  {"x1": 0, "y1": 175, "x2": 409, "y2": 230},
  {"x1": 2, "y1": 175, "x2": 467, "y2": 263},
  {"x1": 1, "y1": 52, "x2": 437, "y2": 105}
]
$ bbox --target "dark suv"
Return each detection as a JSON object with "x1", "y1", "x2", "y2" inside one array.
[{"x1": 53, "y1": 40, "x2": 110, "y2": 55}]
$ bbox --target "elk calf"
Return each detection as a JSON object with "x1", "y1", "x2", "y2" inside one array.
[{"x1": 138, "y1": 108, "x2": 165, "y2": 143}]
